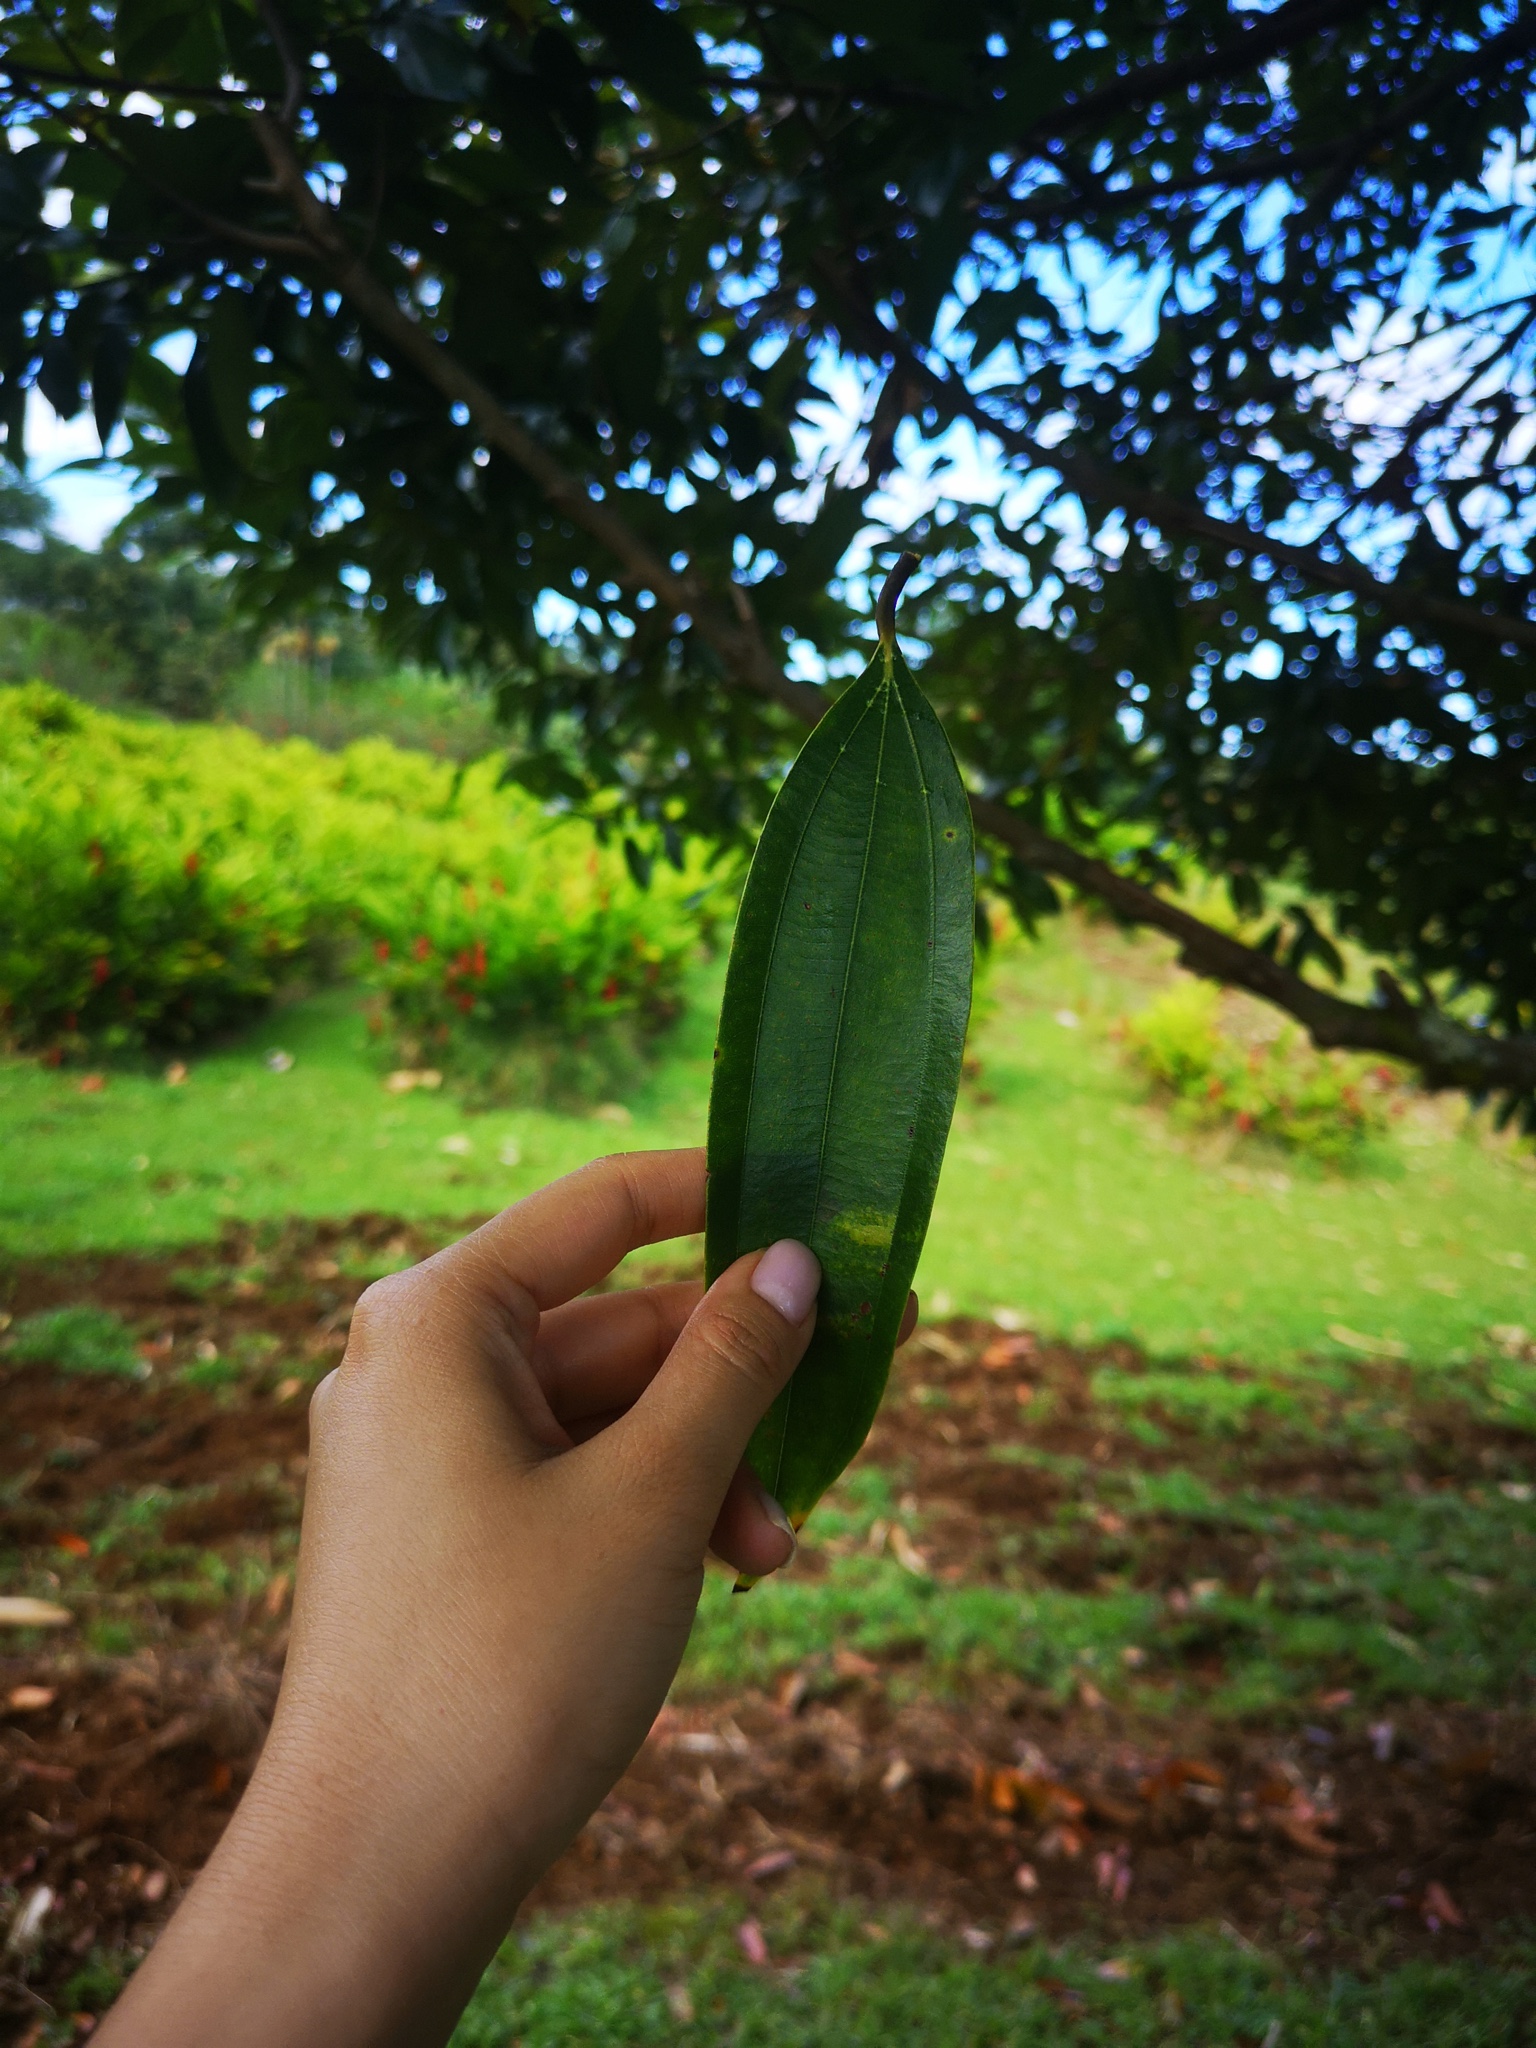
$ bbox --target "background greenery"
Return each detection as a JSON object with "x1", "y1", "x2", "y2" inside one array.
[{"x1": 2, "y1": 906, "x2": 1528, "y2": 1375}]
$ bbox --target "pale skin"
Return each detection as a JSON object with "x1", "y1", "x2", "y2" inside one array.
[{"x1": 97, "y1": 1147, "x2": 917, "y2": 2048}]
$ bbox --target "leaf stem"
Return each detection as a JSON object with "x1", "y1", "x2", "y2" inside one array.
[{"x1": 876, "y1": 552, "x2": 921, "y2": 656}]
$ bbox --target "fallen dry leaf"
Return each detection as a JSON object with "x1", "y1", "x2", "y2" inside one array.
[
  {"x1": 1096, "y1": 1957, "x2": 1133, "y2": 1982},
  {"x1": 1274, "y1": 1816, "x2": 1338, "y2": 1859},
  {"x1": 53, "y1": 1533, "x2": 91, "y2": 1558},
  {"x1": 1013, "y1": 1861, "x2": 1039, "y2": 1894},
  {"x1": 774, "y1": 1669, "x2": 809, "y2": 1716},
  {"x1": 1328, "y1": 1323, "x2": 1409, "y2": 1359},
  {"x1": 888, "y1": 1525, "x2": 929, "y2": 1576},
  {"x1": 832, "y1": 1649, "x2": 880, "y2": 1680},
  {"x1": 4, "y1": 1885, "x2": 54, "y2": 1957},
  {"x1": 959, "y1": 1926, "x2": 994, "y2": 1952},
  {"x1": 735, "y1": 1917, "x2": 769, "y2": 1966},
  {"x1": 1421, "y1": 1880, "x2": 1465, "y2": 1929},
  {"x1": 384, "y1": 1069, "x2": 442, "y2": 1094},
  {"x1": 665, "y1": 1983, "x2": 695, "y2": 2024},
  {"x1": 1038, "y1": 1823, "x2": 1086, "y2": 1860},
  {"x1": 980, "y1": 1334, "x2": 1035, "y2": 1370},
  {"x1": 6, "y1": 1685, "x2": 56, "y2": 1714},
  {"x1": 880, "y1": 1755, "x2": 912, "y2": 1795},
  {"x1": 744, "y1": 1849, "x2": 796, "y2": 1882},
  {"x1": 1095, "y1": 1846, "x2": 1133, "y2": 1903},
  {"x1": 77, "y1": 1074, "x2": 105, "y2": 1094},
  {"x1": 1140, "y1": 1757, "x2": 1226, "y2": 1802}
]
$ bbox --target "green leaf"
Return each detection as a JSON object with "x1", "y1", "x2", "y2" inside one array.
[{"x1": 705, "y1": 640, "x2": 973, "y2": 1533}]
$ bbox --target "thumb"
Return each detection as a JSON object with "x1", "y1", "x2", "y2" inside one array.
[{"x1": 612, "y1": 1240, "x2": 819, "y2": 1552}]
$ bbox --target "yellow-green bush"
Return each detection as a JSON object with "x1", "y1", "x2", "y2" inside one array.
[
  {"x1": 1123, "y1": 977, "x2": 1399, "y2": 1164},
  {"x1": 0, "y1": 684, "x2": 712, "y2": 1069}
]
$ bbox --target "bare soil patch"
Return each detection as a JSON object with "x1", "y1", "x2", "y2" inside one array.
[{"x1": 2, "y1": 1221, "x2": 1532, "y2": 2033}]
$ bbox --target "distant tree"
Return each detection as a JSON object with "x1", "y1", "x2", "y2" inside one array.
[
  {"x1": 0, "y1": 472, "x2": 245, "y2": 714},
  {"x1": 2, "y1": 1, "x2": 1533, "y2": 1110}
]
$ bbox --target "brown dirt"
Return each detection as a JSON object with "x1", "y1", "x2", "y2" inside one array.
[
  {"x1": 2, "y1": 1221, "x2": 1533, "y2": 2033},
  {"x1": 2, "y1": 1646, "x2": 1529, "y2": 2030}
]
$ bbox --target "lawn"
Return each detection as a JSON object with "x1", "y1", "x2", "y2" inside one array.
[
  {"x1": 3, "y1": 911, "x2": 1535, "y2": 2044},
  {"x1": 3, "y1": 916, "x2": 1529, "y2": 1372}
]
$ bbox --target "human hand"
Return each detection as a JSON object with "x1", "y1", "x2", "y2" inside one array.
[{"x1": 99, "y1": 1148, "x2": 915, "y2": 2048}]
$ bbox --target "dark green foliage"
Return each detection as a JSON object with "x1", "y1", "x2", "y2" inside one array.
[
  {"x1": 1, "y1": 3, "x2": 1533, "y2": 1082},
  {"x1": 706, "y1": 643, "x2": 972, "y2": 1527},
  {"x1": 0, "y1": 478, "x2": 246, "y2": 715}
]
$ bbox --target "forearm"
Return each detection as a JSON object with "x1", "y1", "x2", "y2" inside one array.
[
  {"x1": 96, "y1": 1722, "x2": 533, "y2": 2048},
  {"x1": 93, "y1": 1157, "x2": 816, "y2": 2048}
]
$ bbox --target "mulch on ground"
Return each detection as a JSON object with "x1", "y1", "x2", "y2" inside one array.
[{"x1": 2, "y1": 1220, "x2": 1533, "y2": 2035}]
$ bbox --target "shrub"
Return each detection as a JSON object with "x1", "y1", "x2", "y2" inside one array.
[
  {"x1": 1123, "y1": 978, "x2": 1398, "y2": 1164},
  {"x1": 0, "y1": 684, "x2": 716, "y2": 1076},
  {"x1": 0, "y1": 685, "x2": 331, "y2": 1050},
  {"x1": 6, "y1": 1305, "x2": 143, "y2": 1377}
]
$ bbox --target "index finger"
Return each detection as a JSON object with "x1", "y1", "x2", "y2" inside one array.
[{"x1": 453, "y1": 1148, "x2": 705, "y2": 1312}]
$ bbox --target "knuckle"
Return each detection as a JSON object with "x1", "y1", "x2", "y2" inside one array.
[
  {"x1": 694, "y1": 1296, "x2": 785, "y2": 1395},
  {"x1": 351, "y1": 1266, "x2": 420, "y2": 1328}
]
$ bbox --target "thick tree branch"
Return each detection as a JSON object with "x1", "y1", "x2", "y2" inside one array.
[
  {"x1": 215, "y1": 119, "x2": 1536, "y2": 1107},
  {"x1": 966, "y1": 796, "x2": 1536, "y2": 1100}
]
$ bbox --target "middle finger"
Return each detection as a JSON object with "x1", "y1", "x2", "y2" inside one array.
[{"x1": 532, "y1": 1280, "x2": 703, "y2": 1426}]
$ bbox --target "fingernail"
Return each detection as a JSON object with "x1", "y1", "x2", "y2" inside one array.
[
  {"x1": 750, "y1": 1239, "x2": 821, "y2": 1325},
  {"x1": 754, "y1": 1480, "x2": 797, "y2": 1568}
]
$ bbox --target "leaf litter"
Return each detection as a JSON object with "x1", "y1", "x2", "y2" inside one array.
[{"x1": 1, "y1": 1223, "x2": 1533, "y2": 2019}]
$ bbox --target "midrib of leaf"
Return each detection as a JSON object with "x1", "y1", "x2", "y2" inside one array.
[
  {"x1": 731, "y1": 670, "x2": 887, "y2": 1263},
  {"x1": 769, "y1": 669, "x2": 896, "y2": 1506}
]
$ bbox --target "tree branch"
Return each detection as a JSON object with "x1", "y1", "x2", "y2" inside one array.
[
  {"x1": 190, "y1": 118, "x2": 1536, "y2": 1108},
  {"x1": 924, "y1": 358, "x2": 1536, "y2": 657},
  {"x1": 966, "y1": 795, "x2": 1536, "y2": 1100}
]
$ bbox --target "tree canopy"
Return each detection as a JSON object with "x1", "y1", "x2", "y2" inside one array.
[{"x1": 2, "y1": 0, "x2": 1534, "y2": 1110}]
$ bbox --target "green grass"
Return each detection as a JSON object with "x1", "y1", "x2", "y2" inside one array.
[
  {"x1": 680, "y1": 1473, "x2": 1536, "y2": 1717},
  {"x1": 447, "y1": 1900, "x2": 1536, "y2": 2047},
  {"x1": 923, "y1": 922, "x2": 1535, "y2": 1368},
  {"x1": 3, "y1": 919, "x2": 1530, "y2": 1373},
  {"x1": 53, "y1": 1904, "x2": 1536, "y2": 2044},
  {"x1": 0, "y1": 976, "x2": 715, "y2": 1256},
  {"x1": 5, "y1": 1302, "x2": 143, "y2": 1375}
]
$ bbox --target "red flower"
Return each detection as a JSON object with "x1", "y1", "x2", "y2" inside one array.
[
  {"x1": 412, "y1": 935, "x2": 432, "y2": 962},
  {"x1": 470, "y1": 939, "x2": 487, "y2": 979},
  {"x1": 453, "y1": 992, "x2": 475, "y2": 1015},
  {"x1": 184, "y1": 850, "x2": 201, "y2": 877},
  {"x1": 1234, "y1": 1110, "x2": 1255, "y2": 1133},
  {"x1": 86, "y1": 840, "x2": 104, "y2": 872},
  {"x1": 91, "y1": 956, "x2": 111, "y2": 986},
  {"x1": 374, "y1": 940, "x2": 391, "y2": 962},
  {"x1": 600, "y1": 976, "x2": 619, "y2": 1003}
]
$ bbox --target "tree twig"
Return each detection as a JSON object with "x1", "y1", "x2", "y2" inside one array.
[{"x1": 875, "y1": 552, "x2": 919, "y2": 653}]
